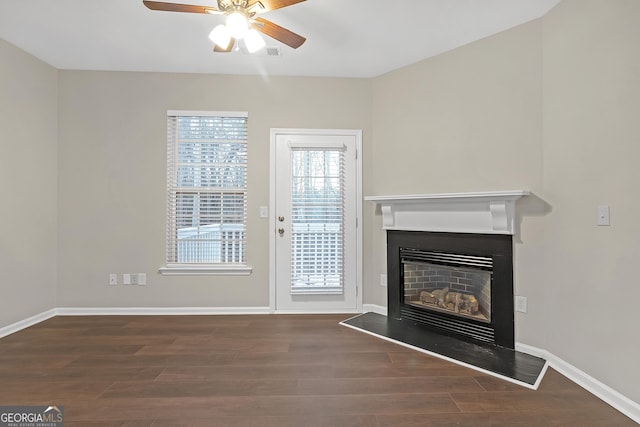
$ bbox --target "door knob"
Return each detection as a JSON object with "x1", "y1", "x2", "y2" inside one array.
[
  {"x1": 278, "y1": 216, "x2": 285, "y2": 222},
  {"x1": 278, "y1": 228, "x2": 285, "y2": 236}
]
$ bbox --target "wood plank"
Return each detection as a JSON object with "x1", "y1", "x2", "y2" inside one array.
[{"x1": 0, "y1": 314, "x2": 634, "y2": 426}]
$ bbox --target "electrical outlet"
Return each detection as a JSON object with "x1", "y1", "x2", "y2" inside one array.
[
  {"x1": 380, "y1": 274, "x2": 387, "y2": 287},
  {"x1": 123, "y1": 274, "x2": 131, "y2": 285},
  {"x1": 515, "y1": 295, "x2": 528, "y2": 313},
  {"x1": 109, "y1": 274, "x2": 117, "y2": 286},
  {"x1": 138, "y1": 273, "x2": 147, "y2": 285},
  {"x1": 130, "y1": 273, "x2": 138, "y2": 285}
]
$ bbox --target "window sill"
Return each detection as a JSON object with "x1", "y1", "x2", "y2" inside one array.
[{"x1": 158, "y1": 264, "x2": 253, "y2": 276}]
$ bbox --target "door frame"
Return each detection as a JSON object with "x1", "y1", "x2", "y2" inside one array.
[{"x1": 269, "y1": 128, "x2": 363, "y2": 313}]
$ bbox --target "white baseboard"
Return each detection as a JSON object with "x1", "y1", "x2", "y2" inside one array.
[
  {"x1": 273, "y1": 310, "x2": 360, "y2": 314},
  {"x1": 0, "y1": 308, "x2": 57, "y2": 339},
  {"x1": 362, "y1": 304, "x2": 387, "y2": 316},
  {"x1": 516, "y1": 342, "x2": 640, "y2": 424},
  {"x1": 56, "y1": 306, "x2": 271, "y2": 316}
]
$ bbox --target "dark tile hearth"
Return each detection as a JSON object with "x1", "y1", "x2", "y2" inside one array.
[{"x1": 341, "y1": 312, "x2": 547, "y2": 388}]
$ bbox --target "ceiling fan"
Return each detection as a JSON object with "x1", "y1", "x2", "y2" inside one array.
[{"x1": 143, "y1": 0, "x2": 307, "y2": 53}]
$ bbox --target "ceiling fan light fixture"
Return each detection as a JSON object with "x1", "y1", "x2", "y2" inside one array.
[
  {"x1": 226, "y1": 11, "x2": 249, "y2": 39},
  {"x1": 244, "y1": 28, "x2": 266, "y2": 53},
  {"x1": 143, "y1": 0, "x2": 307, "y2": 51},
  {"x1": 209, "y1": 24, "x2": 232, "y2": 50}
]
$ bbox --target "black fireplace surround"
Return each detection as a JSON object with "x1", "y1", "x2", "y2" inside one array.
[{"x1": 387, "y1": 230, "x2": 515, "y2": 349}]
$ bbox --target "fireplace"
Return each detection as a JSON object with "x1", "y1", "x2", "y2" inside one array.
[
  {"x1": 346, "y1": 191, "x2": 545, "y2": 386},
  {"x1": 402, "y1": 249, "x2": 492, "y2": 324},
  {"x1": 388, "y1": 230, "x2": 515, "y2": 348},
  {"x1": 365, "y1": 191, "x2": 528, "y2": 349}
]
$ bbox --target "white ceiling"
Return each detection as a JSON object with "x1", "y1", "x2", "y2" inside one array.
[{"x1": 0, "y1": 0, "x2": 560, "y2": 78}]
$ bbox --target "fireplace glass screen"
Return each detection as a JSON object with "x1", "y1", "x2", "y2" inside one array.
[{"x1": 402, "y1": 253, "x2": 492, "y2": 324}]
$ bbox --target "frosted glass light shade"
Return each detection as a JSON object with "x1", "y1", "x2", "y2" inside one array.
[
  {"x1": 209, "y1": 24, "x2": 232, "y2": 50},
  {"x1": 244, "y1": 29, "x2": 265, "y2": 53},
  {"x1": 226, "y1": 12, "x2": 248, "y2": 39}
]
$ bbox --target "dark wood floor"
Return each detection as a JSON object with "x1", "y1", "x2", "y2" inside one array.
[{"x1": 0, "y1": 314, "x2": 634, "y2": 427}]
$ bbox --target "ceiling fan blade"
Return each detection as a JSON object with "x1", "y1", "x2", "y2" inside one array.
[
  {"x1": 213, "y1": 38, "x2": 236, "y2": 53},
  {"x1": 143, "y1": 1, "x2": 220, "y2": 14},
  {"x1": 252, "y1": 17, "x2": 306, "y2": 49},
  {"x1": 252, "y1": 0, "x2": 306, "y2": 13}
]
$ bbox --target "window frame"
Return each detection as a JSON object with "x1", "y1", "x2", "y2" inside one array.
[{"x1": 159, "y1": 110, "x2": 252, "y2": 276}]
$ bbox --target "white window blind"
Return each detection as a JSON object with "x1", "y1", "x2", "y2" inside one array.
[
  {"x1": 290, "y1": 147, "x2": 345, "y2": 294},
  {"x1": 166, "y1": 111, "x2": 247, "y2": 265}
]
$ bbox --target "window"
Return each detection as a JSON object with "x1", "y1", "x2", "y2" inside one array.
[
  {"x1": 160, "y1": 110, "x2": 251, "y2": 276},
  {"x1": 290, "y1": 147, "x2": 345, "y2": 294}
]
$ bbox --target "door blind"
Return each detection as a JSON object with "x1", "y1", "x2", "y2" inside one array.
[
  {"x1": 290, "y1": 147, "x2": 345, "y2": 294},
  {"x1": 166, "y1": 112, "x2": 247, "y2": 264}
]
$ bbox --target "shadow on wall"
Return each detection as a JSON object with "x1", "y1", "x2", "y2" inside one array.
[{"x1": 514, "y1": 192, "x2": 551, "y2": 244}]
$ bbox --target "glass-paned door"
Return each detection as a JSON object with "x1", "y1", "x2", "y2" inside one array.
[{"x1": 273, "y1": 130, "x2": 360, "y2": 312}]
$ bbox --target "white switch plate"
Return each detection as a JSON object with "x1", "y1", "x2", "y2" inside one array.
[
  {"x1": 597, "y1": 205, "x2": 610, "y2": 226},
  {"x1": 123, "y1": 273, "x2": 131, "y2": 285},
  {"x1": 138, "y1": 273, "x2": 147, "y2": 285},
  {"x1": 515, "y1": 295, "x2": 528, "y2": 313},
  {"x1": 109, "y1": 274, "x2": 117, "y2": 286},
  {"x1": 259, "y1": 206, "x2": 269, "y2": 218}
]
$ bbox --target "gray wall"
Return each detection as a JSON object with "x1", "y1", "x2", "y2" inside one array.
[
  {"x1": 0, "y1": 39, "x2": 58, "y2": 326},
  {"x1": 369, "y1": 19, "x2": 545, "y2": 314},
  {"x1": 542, "y1": 0, "x2": 640, "y2": 402},
  {"x1": 368, "y1": 0, "x2": 639, "y2": 403},
  {"x1": 57, "y1": 71, "x2": 372, "y2": 308}
]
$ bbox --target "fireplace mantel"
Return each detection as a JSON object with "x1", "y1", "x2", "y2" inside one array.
[{"x1": 365, "y1": 190, "x2": 529, "y2": 235}]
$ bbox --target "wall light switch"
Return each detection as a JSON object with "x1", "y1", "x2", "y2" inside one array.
[
  {"x1": 123, "y1": 273, "x2": 131, "y2": 285},
  {"x1": 597, "y1": 205, "x2": 610, "y2": 226},
  {"x1": 259, "y1": 206, "x2": 269, "y2": 218},
  {"x1": 109, "y1": 274, "x2": 118, "y2": 286},
  {"x1": 138, "y1": 273, "x2": 147, "y2": 285}
]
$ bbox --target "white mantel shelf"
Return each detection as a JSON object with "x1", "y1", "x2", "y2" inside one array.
[{"x1": 365, "y1": 190, "x2": 530, "y2": 235}]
